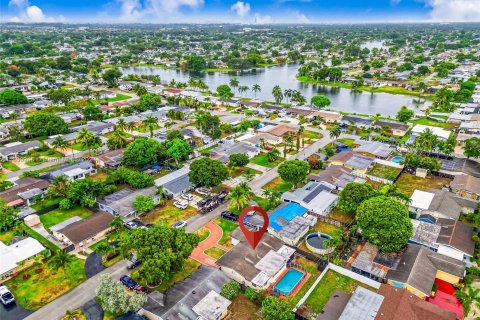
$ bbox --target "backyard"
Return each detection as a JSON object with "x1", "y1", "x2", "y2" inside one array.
[
  {"x1": 408, "y1": 117, "x2": 457, "y2": 130},
  {"x1": 139, "y1": 200, "x2": 198, "y2": 227},
  {"x1": 285, "y1": 257, "x2": 321, "y2": 307},
  {"x1": 297, "y1": 221, "x2": 345, "y2": 256},
  {"x1": 394, "y1": 172, "x2": 452, "y2": 196},
  {"x1": 250, "y1": 153, "x2": 284, "y2": 168},
  {"x1": 367, "y1": 163, "x2": 402, "y2": 180},
  {"x1": 213, "y1": 218, "x2": 238, "y2": 248},
  {"x1": 262, "y1": 177, "x2": 293, "y2": 193},
  {"x1": 230, "y1": 167, "x2": 262, "y2": 178},
  {"x1": 5, "y1": 258, "x2": 86, "y2": 310},
  {"x1": 328, "y1": 208, "x2": 354, "y2": 224},
  {"x1": 303, "y1": 270, "x2": 376, "y2": 315},
  {"x1": 227, "y1": 293, "x2": 261, "y2": 320},
  {"x1": 40, "y1": 206, "x2": 94, "y2": 229}
]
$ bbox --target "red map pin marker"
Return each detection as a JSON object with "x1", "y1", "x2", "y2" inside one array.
[{"x1": 239, "y1": 206, "x2": 269, "y2": 249}]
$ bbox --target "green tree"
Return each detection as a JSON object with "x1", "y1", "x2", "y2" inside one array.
[
  {"x1": 24, "y1": 112, "x2": 69, "y2": 137},
  {"x1": 455, "y1": 285, "x2": 480, "y2": 316},
  {"x1": 272, "y1": 85, "x2": 283, "y2": 103},
  {"x1": 277, "y1": 160, "x2": 310, "y2": 188},
  {"x1": 220, "y1": 281, "x2": 241, "y2": 300},
  {"x1": 0, "y1": 199, "x2": 18, "y2": 232},
  {"x1": 95, "y1": 274, "x2": 147, "y2": 314},
  {"x1": 396, "y1": 106, "x2": 414, "y2": 123},
  {"x1": 102, "y1": 68, "x2": 122, "y2": 87},
  {"x1": 83, "y1": 104, "x2": 103, "y2": 121},
  {"x1": 229, "y1": 153, "x2": 249, "y2": 167},
  {"x1": 68, "y1": 179, "x2": 103, "y2": 207},
  {"x1": 357, "y1": 196, "x2": 413, "y2": 253},
  {"x1": 107, "y1": 129, "x2": 128, "y2": 150},
  {"x1": 262, "y1": 296, "x2": 294, "y2": 320},
  {"x1": 217, "y1": 84, "x2": 234, "y2": 100},
  {"x1": 122, "y1": 138, "x2": 164, "y2": 168},
  {"x1": 133, "y1": 195, "x2": 155, "y2": 214},
  {"x1": 187, "y1": 55, "x2": 206, "y2": 72},
  {"x1": 189, "y1": 158, "x2": 229, "y2": 187},
  {"x1": 329, "y1": 126, "x2": 342, "y2": 140},
  {"x1": 464, "y1": 137, "x2": 480, "y2": 159},
  {"x1": 227, "y1": 182, "x2": 254, "y2": 211},
  {"x1": 262, "y1": 189, "x2": 282, "y2": 210},
  {"x1": 0, "y1": 89, "x2": 28, "y2": 105},
  {"x1": 166, "y1": 138, "x2": 192, "y2": 166},
  {"x1": 141, "y1": 116, "x2": 159, "y2": 138},
  {"x1": 337, "y1": 182, "x2": 377, "y2": 214},
  {"x1": 252, "y1": 84, "x2": 261, "y2": 98},
  {"x1": 229, "y1": 78, "x2": 239, "y2": 94},
  {"x1": 48, "y1": 88, "x2": 73, "y2": 106},
  {"x1": 48, "y1": 175, "x2": 71, "y2": 198},
  {"x1": 51, "y1": 135, "x2": 69, "y2": 154},
  {"x1": 48, "y1": 250, "x2": 74, "y2": 278},
  {"x1": 311, "y1": 95, "x2": 331, "y2": 108}
]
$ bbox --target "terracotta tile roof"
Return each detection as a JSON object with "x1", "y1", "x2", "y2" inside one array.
[
  {"x1": 327, "y1": 151, "x2": 355, "y2": 164},
  {"x1": 267, "y1": 124, "x2": 298, "y2": 137}
]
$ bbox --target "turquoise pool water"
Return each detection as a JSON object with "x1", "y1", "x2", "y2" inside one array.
[
  {"x1": 269, "y1": 203, "x2": 308, "y2": 231},
  {"x1": 274, "y1": 268, "x2": 304, "y2": 295},
  {"x1": 391, "y1": 156, "x2": 405, "y2": 163}
]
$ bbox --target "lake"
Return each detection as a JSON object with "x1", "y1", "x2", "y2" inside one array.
[{"x1": 119, "y1": 64, "x2": 429, "y2": 116}]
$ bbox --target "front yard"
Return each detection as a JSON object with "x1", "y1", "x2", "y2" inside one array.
[
  {"x1": 262, "y1": 177, "x2": 293, "y2": 193},
  {"x1": 139, "y1": 200, "x2": 198, "y2": 227},
  {"x1": 2, "y1": 161, "x2": 20, "y2": 171},
  {"x1": 367, "y1": 163, "x2": 402, "y2": 180},
  {"x1": 39, "y1": 206, "x2": 94, "y2": 229},
  {"x1": 250, "y1": 153, "x2": 284, "y2": 168},
  {"x1": 303, "y1": 131, "x2": 323, "y2": 140},
  {"x1": 213, "y1": 218, "x2": 238, "y2": 248},
  {"x1": 394, "y1": 172, "x2": 452, "y2": 196},
  {"x1": 230, "y1": 167, "x2": 262, "y2": 178},
  {"x1": 204, "y1": 247, "x2": 226, "y2": 259},
  {"x1": 5, "y1": 258, "x2": 86, "y2": 310}
]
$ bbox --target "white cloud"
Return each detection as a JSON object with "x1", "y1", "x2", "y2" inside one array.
[
  {"x1": 8, "y1": 0, "x2": 62, "y2": 22},
  {"x1": 292, "y1": 10, "x2": 309, "y2": 23},
  {"x1": 231, "y1": 1, "x2": 250, "y2": 18},
  {"x1": 423, "y1": 0, "x2": 480, "y2": 21},
  {"x1": 112, "y1": 0, "x2": 204, "y2": 22},
  {"x1": 253, "y1": 13, "x2": 272, "y2": 24}
]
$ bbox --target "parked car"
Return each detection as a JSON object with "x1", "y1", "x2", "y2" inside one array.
[
  {"x1": 174, "y1": 200, "x2": 188, "y2": 210},
  {"x1": 181, "y1": 193, "x2": 194, "y2": 201},
  {"x1": 120, "y1": 275, "x2": 145, "y2": 293},
  {"x1": 125, "y1": 221, "x2": 138, "y2": 230},
  {"x1": 0, "y1": 285, "x2": 15, "y2": 306},
  {"x1": 172, "y1": 221, "x2": 187, "y2": 228},
  {"x1": 127, "y1": 257, "x2": 142, "y2": 270},
  {"x1": 221, "y1": 211, "x2": 239, "y2": 222},
  {"x1": 264, "y1": 145, "x2": 273, "y2": 151},
  {"x1": 195, "y1": 187, "x2": 211, "y2": 195}
]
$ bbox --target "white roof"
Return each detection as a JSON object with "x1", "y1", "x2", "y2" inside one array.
[
  {"x1": 411, "y1": 124, "x2": 451, "y2": 140},
  {"x1": 64, "y1": 167, "x2": 87, "y2": 177},
  {"x1": 192, "y1": 290, "x2": 231, "y2": 320},
  {"x1": 0, "y1": 237, "x2": 45, "y2": 275},
  {"x1": 410, "y1": 190, "x2": 435, "y2": 210},
  {"x1": 254, "y1": 250, "x2": 286, "y2": 277},
  {"x1": 306, "y1": 191, "x2": 339, "y2": 216}
]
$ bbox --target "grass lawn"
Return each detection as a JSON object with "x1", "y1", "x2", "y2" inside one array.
[
  {"x1": 262, "y1": 177, "x2": 293, "y2": 193},
  {"x1": 204, "y1": 247, "x2": 226, "y2": 260},
  {"x1": 140, "y1": 200, "x2": 197, "y2": 227},
  {"x1": 31, "y1": 197, "x2": 61, "y2": 211},
  {"x1": 304, "y1": 270, "x2": 375, "y2": 314},
  {"x1": 213, "y1": 218, "x2": 238, "y2": 248},
  {"x1": 250, "y1": 153, "x2": 284, "y2": 168},
  {"x1": 195, "y1": 227, "x2": 210, "y2": 242},
  {"x1": 394, "y1": 172, "x2": 452, "y2": 196},
  {"x1": 89, "y1": 171, "x2": 110, "y2": 182},
  {"x1": 408, "y1": 117, "x2": 457, "y2": 130},
  {"x1": 328, "y1": 208, "x2": 354, "y2": 224},
  {"x1": 26, "y1": 159, "x2": 47, "y2": 166},
  {"x1": 91, "y1": 94, "x2": 131, "y2": 104},
  {"x1": 70, "y1": 142, "x2": 102, "y2": 152},
  {"x1": 298, "y1": 221, "x2": 344, "y2": 256},
  {"x1": 337, "y1": 138, "x2": 355, "y2": 147},
  {"x1": 228, "y1": 293, "x2": 261, "y2": 320},
  {"x1": 230, "y1": 167, "x2": 262, "y2": 178},
  {"x1": 131, "y1": 258, "x2": 201, "y2": 293},
  {"x1": 40, "y1": 206, "x2": 94, "y2": 229},
  {"x1": 367, "y1": 163, "x2": 402, "y2": 180},
  {"x1": 0, "y1": 229, "x2": 16, "y2": 244},
  {"x1": 303, "y1": 131, "x2": 323, "y2": 139},
  {"x1": 38, "y1": 150, "x2": 64, "y2": 158},
  {"x1": 2, "y1": 161, "x2": 20, "y2": 171},
  {"x1": 5, "y1": 258, "x2": 86, "y2": 310},
  {"x1": 202, "y1": 68, "x2": 236, "y2": 72}
]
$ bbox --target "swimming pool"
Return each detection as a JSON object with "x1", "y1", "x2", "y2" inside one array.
[
  {"x1": 274, "y1": 268, "x2": 305, "y2": 295},
  {"x1": 269, "y1": 203, "x2": 308, "y2": 231},
  {"x1": 391, "y1": 156, "x2": 405, "y2": 163}
]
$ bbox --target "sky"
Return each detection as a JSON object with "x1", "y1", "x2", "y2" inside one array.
[{"x1": 1, "y1": 0, "x2": 480, "y2": 24}]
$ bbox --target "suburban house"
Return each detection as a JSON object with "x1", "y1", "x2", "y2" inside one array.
[
  {"x1": 155, "y1": 167, "x2": 193, "y2": 197},
  {"x1": 409, "y1": 189, "x2": 477, "y2": 220},
  {"x1": 281, "y1": 181, "x2": 338, "y2": 216},
  {"x1": 220, "y1": 114, "x2": 244, "y2": 126},
  {"x1": 327, "y1": 151, "x2": 375, "y2": 174},
  {"x1": 0, "y1": 237, "x2": 45, "y2": 279},
  {"x1": 350, "y1": 243, "x2": 391, "y2": 283},
  {"x1": 449, "y1": 174, "x2": 480, "y2": 200},
  {"x1": 267, "y1": 203, "x2": 316, "y2": 246},
  {"x1": 72, "y1": 121, "x2": 115, "y2": 135},
  {"x1": 0, "y1": 140, "x2": 41, "y2": 161},
  {"x1": 97, "y1": 186, "x2": 159, "y2": 221},
  {"x1": 341, "y1": 115, "x2": 374, "y2": 128},
  {"x1": 54, "y1": 211, "x2": 114, "y2": 251},
  {"x1": 308, "y1": 165, "x2": 365, "y2": 190},
  {"x1": 212, "y1": 141, "x2": 260, "y2": 159},
  {"x1": 58, "y1": 111, "x2": 82, "y2": 124},
  {"x1": 372, "y1": 120, "x2": 411, "y2": 137},
  {"x1": 353, "y1": 140, "x2": 396, "y2": 159},
  {"x1": 410, "y1": 218, "x2": 474, "y2": 262},
  {"x1": 410, "y1": 124, "x2": 451, "y2": 141},
  {"x1": 386, "y1": 244, "x2": 466, "y2": 299},
  {"x1": 312, "y1": 110, "x2": 343, "y2": 123},
  {"x1": 94, "y1": 149, "x2": 125, "y2": 169},
  {"x1": 46, "y1": 161, "x2": 96, "y2": 181},
  {"x1": 216, "y1": 229, "x2": 296, "y2": 289},
  {"x1": 45, "y1": 132, "x2": 79, "y2": 147},
  {"x1": 140, "y1": 266, "x2": 231, "y2": 320},
  {"x1": 243, "y1": 132, "x2": 283, "y2": 146},
  {"x1": 0, "y1": 177, "x2": 50, "y2": 208},
  {"x1": 265, "y1": 124, "x2": 299, "y2": 140}
]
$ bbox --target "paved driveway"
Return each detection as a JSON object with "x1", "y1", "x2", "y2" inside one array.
[
  {"x1": 85, "y1": 252, "x2": 106, "y2": 279},
  {"x1": 190, "y1": 221, "x2": 229, "y2": 267},
  {"x1": 80, "y1": 299, "x2": 104, "y2": 320},
  {"x1": 0, "y1": 302, "x2": 33, "y2": 320}
]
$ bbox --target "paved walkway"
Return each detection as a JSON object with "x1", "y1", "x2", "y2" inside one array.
[
  {"x1": 24, "y1": 260, "x2": 128, "y2": 320},
  {"x1": 190, "y1": 221, "x2": 229, "y2": 267}
]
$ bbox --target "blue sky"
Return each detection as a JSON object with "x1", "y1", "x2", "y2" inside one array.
[{"x1": 2, "y1": 0, "x2": 480, "y2": 24}]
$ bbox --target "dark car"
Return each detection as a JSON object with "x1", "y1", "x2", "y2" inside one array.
[
  {"x1": 120, "y1": 275, "x2": 138, "y2": 290},
  {"x1": 221, "y1": 211, "x2": 239, "y2": 222}
]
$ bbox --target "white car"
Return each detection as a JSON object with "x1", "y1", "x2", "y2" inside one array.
[
  {"x1": 181, "y1": 193, "x2": 194, "y2": 201},
  {"x1": 0, "y1": 285, "x2": 15, "y2": 306},
  {"x1": 174, "y1": 200, "x2": 188, "y2": 210},
  {"x1": 195, "y1": 187, "x2": 211, "y2": 196},
  {"x1": 172, "y1": 221, "x2": 187, "y2": 228}
]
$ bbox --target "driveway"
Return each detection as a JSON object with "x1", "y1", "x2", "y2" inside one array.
[
  {"x1": 85, "y1": 252, "x2": 106, "y2": 279},
  {"x1": 190, "y1": 221, "x2": 229, "y2": 267},
  {"x1": 80, "y1": 299, "x2": 104, "y2": 320},
  {"x1": 24, "y1": 260, "x2": 128, "y2": 320},
  {"x1": 185, "y1": 202, "x2": 227, "y2": 233},
  {"x1": 0, "y1": 302, "x2": 33, "y2": 320}
]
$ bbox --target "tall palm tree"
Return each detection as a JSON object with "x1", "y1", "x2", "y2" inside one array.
[
  {"x1": 52, "y1": 136, "x2": 69, "y2": 155},
  {"x1": 116, "y1": 118, "x2": 128, "y2": 132},
  {"x1": 229, "y1": 78, "x2": 239, "y2": 94},
  {"x1": 329, "y1": 126, "x2": 342, "y2": 140},
  {"x1": 141, "y1": 116, "x2": 159, "y2": 138},
  {"x1": 227, "y1": 183, "x2": 254, "y2": 211},
  {"x1": 284, "y1": 89, "x2": 293, "y2": 103},
  {"x1": 272, "y1": 85, "x2": 283, "y2": 104},
  {"x1": 49, "y1": 175, "x2": 71, "y2": 198},
  {"x1": 126, "y1": 122, "x2": 135, "y2": 133},
  {"x1": 252, "y1": 84, "x2": 261, "y2": 98},
  {"x1": 262, "y1": 189, "x2": 281, "y2": 209},
  {"x1": 48, "y1": 249, "x2": 74, "y2": 278},
  {"x1": 109, "y1": 129, "x2": 128, "y2": 149},
  {"x1": 415, "y1": 128, "x2": 438, "y2": 154},
  {"x1": 76, "y1": 128, "x2": 94, "y2": 149}
]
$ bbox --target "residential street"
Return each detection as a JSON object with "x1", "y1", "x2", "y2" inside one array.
[{"x1": 23, "y1": 261, "x2": 128, "y2": 320}]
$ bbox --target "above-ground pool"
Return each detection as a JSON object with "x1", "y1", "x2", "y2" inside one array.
[
  {"x1": 274, "y1": 268, "x2": 305, "y2": 296},
  {"x1": 391, "y1": 156, "x2": 405, "y2": 163},
  {"x1": 306, "y1": 233, "x2": 334, "y2": 255}
]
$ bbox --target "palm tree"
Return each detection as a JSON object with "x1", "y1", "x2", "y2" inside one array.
[
  {"x1": 94, "y1": 241, "x2": 112, "y2": 262},
  {"x1": 415, "y1": 128, "x2": 438, "y2": 154},
  {"x1": 284, "y1": 89, "x2": 293, "y2": 103},
  {"x1": 267, "y1": 149, "x2": 280, "y2": 162},
  {"x1": 227, "y1": 183, "x2": 254, "y2": 211},
  {"x1": 109, "y1": 129, "x2": 128, "y2": 149},
  {"x1": 229, "y1": 78, "x2": 239, "y2": 94},
  {"x1": 329, "y1": 126, "x2": 342, "y2": 140},
  {"x1": 272, "y1": 85, "x2": 283, "y2": 104},
  {"x1": 142, "y1": 116, "x2": 159, "y2": 138},
  {"x1": 49, "y1": 175, "x2": 71, "y2": 198},
  {"x1": 48, "y1": 249, "x2": 73, "y2": 278},
  {"x1": 116, "y1": 119, "x2": 128, "y2": 132},
  {"x1": 238, "y1": 85, "x2": 249, "y2": 96},
  {"x1": 262, "y1": 189, "x2": 281, "y2": 209},
  {"x1": 76, "y1": 128, "x2": 94, "y2": 151},
  {"x1": 52, "y1": 136, "x2": 69, "y2": 155},
  {"x1": 64, "y1": 309, "x2": 83, "y2": 320},
  {"x1": 126, "y1": 122, "x2": 135, "y2": 133},
  {"x1": 252, "y1": 84, "x2": 261, "y2": 98},
  {"x1": 456, "y1": 285, "x2": 480, "y2": 316}
]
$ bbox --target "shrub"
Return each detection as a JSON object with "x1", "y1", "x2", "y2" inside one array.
[
  {"x1": 220, "y1": 281, "x2": 241, "y2": 300},
  {"x1": 59, "y1": 199, "x2": 74, "y2": 210},
  {"x1": 245, "y1": 287, "x2": 259, "y2": 302}
]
